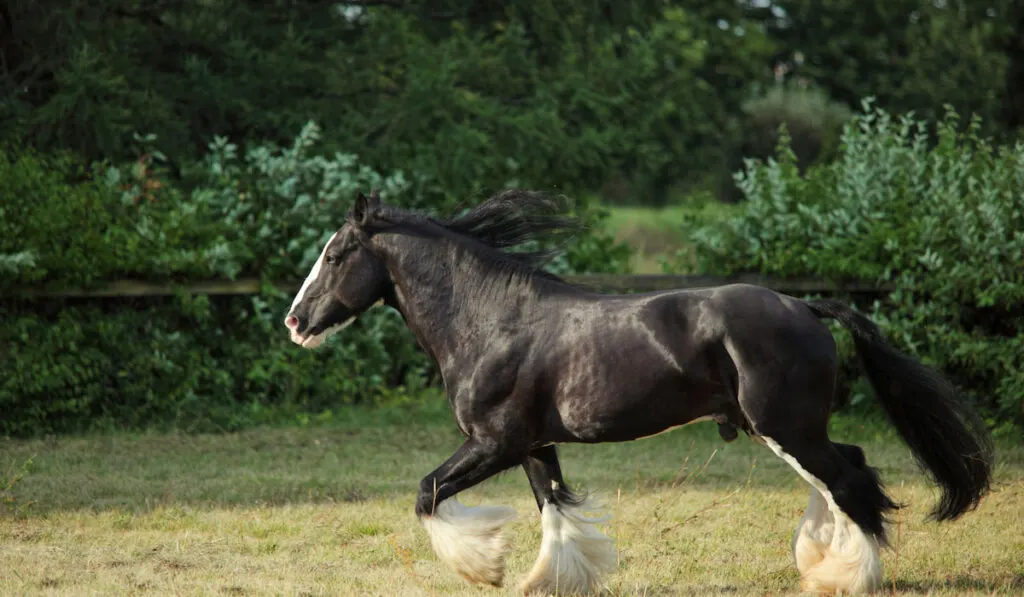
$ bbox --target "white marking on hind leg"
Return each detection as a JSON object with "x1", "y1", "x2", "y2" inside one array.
[
  {"x1": 420, "y1": 498, "x2": 517, "y2": 586},
  {"x1": 806, "y1": 510, "x2": 882, "y2": 595},
  {"x1": 762, "y1": 437, "x2": 882, "y2": 595},
  {"x1": 521, "y1": 495, "x2": 617, "y2": 596},
  {"x1": 792, "y1": 486, "x2": 835, "y2": 575}
]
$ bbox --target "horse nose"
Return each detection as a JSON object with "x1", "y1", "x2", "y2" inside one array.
[{"x1": 285, "y1": 314, "x2": 300, "y2": 329}]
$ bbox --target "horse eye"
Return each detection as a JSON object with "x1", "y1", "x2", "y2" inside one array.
[{"x1": 325, "y1": 254, "x2": 338, "y2": 266}]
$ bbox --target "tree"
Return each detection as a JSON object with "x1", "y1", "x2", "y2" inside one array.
[
  {"x1": 0, "y1": 0, "x2": 774, "y2": 204},
  {"x1": 749, "y1": 0, "x2": 1018, "y2": 139}
]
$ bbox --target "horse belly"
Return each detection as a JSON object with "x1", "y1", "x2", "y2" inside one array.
[{"x1": 551, "y1": 350, "x2": 723, "y2": 444}]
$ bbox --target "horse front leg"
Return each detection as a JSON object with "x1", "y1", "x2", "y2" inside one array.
[
  {"x1": 521, "y1": 445, "x2": 617, "y2": 595},
  {"x1": 416, "y1": 436, "x2": 525, "y2": 586}
]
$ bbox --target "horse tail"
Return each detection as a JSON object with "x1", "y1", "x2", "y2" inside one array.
[{"x1": 805, "y1": 299, "x2": 994, "y2": 522}]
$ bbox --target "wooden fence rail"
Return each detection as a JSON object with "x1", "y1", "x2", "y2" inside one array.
[{"x1": 4, "y1": 274, "x2": 894, "y2": 299}]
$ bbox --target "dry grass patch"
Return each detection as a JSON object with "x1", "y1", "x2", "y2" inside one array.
[{"x1": 2, "y1": 403, "x2": 1023, "y2": 596}]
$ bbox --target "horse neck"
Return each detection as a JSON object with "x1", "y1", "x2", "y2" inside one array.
[{"x1": 375, "y1": 232, "x2": 542, "y2": 372}]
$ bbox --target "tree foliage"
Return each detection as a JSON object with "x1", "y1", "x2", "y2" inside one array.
[
  {"x1": 0, "y1": 127, "x2": 630, "y2": 437},
  {"x1": 5, "y1": 1, "x2": 1021, "y2": 201},
  {"x1": 753, "y1": 0, "x2": 1020, "y2": 140},
  {"x1": 0, "y1": 0, "x2": 772, "y2": 203}
]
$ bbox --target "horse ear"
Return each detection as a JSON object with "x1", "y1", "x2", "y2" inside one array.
[
  {"x1": 352, "y1": 191, "x2": 374, "y2": 227},
  {"x1": 369, "y1": 188, "x2": 381, "y2": 206}
]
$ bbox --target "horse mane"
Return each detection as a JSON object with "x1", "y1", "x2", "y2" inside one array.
[{"x1": 374, "y1": 189, "x2": 586, "y2": 287}]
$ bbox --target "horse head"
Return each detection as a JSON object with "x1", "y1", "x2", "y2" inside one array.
[{"x1": 284, "y1": 190, "x2": 391, "y2": 349}]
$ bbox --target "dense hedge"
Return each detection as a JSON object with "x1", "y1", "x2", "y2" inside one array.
[
  {"x1": 691, "y1": 101, "x2": 1024, "y2": 432},
  {"x1": 0, "y1": 129, "x2": 630, "y2": 437}
]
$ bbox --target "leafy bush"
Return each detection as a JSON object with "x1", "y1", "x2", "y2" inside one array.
[
  {"x1": 0, "y1": 294, "x2": 432, "y2": 436},
  {"x1": 0, "y1": 126, "x2": 631, "y2": 436},
  {"x1": 718, "y1": 85, "x2": 852, "y2": 202},
  {"x1": 0, "y1": 147, "x2": 232, "y2": 291},
  {"x1": 180, "y1": 121, "x2": 416, "y2": 282},
  {"x1": 0, "y1": 149, "x2": 130, "y2": 289},
  {"x1": 692, "y1": 101, "x2": 1024, "y2": 430}
]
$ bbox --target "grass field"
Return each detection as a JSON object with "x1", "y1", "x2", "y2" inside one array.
[
  {"x1": 2, "y1": 399, "x2": 1023, "y2": 596},
  {"x1": 600, "y1": 200, "x2": 741, "y2": 274}
]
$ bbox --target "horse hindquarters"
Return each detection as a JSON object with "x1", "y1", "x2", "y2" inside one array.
[{"x1": 718, "y1": 301, "x2": 895, "y2": 594}]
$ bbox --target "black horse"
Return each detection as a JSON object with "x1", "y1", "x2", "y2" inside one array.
[{"x1": 284, "y1": 189, "x2": 993, "y2": 595}]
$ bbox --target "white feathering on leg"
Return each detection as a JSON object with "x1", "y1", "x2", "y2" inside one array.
[
  {"x1": 420, "y1": 498, "x2": 517, "y2": 586},
  {"x1": 762, "y1": 436, "x2": 883, "y2": 595},
  {"x1": 792, "y1": 486, "x2": 835, "y2": 575},
  {"x1": 521, "y1": 496, "x2": 617, "y2": 595},
  {"x1": 800, "y1": 511, "x2": 882, "y2": 595}
]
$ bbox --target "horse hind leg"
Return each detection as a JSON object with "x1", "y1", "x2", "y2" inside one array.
[
  {"x1": 761, "y1": 435, "x2": 897, "y2": 595},
  {"x1": 791, "y1": 483, "x2": 834, "y2": 577},
  {"x1": 789, "y1": 443, "x2": 870, "y2": 577},
  {"x1": 520, "y1": 445, "x2": 617, "y2": 596}
]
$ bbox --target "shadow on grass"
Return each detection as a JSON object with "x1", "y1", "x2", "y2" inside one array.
[
  {"x1": 893, "y1": 573, "x2": 1024, "y2": 594},
  {"x1": 656, "y1": 574, "x2": 1024, "y2": 596}
]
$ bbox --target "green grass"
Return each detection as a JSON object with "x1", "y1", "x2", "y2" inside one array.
[
  {"x1": 2, "y1": 398, "x2": 1023, "y2": 596},
  {"x1": 600, "y1": 198, "x2": 741, "y2": 274}
]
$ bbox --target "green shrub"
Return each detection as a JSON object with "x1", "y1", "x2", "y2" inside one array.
[
  {"x1": 0, "y1": 135, "x2": 436, "y2": 435},
  {"x1": 692, "y1": 100, "x2": 1024, "y2": 430},
  {"x1": 0, "y1": 294, "x2": 432, "y2": 436},
  {"x1": 0, "y1": 149, "x2": 129, "y2": 289},
  {"x1": 717, "y1": 85, "x2": 852, "y2": 202},
  {"x1": 0, "y1": 147, "x2": 233, "y2": 291},
  {"x1": 0, "y1": 125, "x2": 630, "y2": 436},
  {"x1": 180, "y1": 121, "x2": 417, "y2": 282}
]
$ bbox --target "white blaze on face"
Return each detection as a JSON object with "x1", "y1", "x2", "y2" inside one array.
[
  {"x1": 290, "y1": 231, "x2": 340, "y2": 314},
  {"x1": 286, "y1": 225, "x2": 387, "y2": 352}
]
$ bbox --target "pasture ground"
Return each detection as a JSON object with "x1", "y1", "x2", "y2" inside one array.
[
  {"x1": 600, "y1": 199, "x2": 741, "y2": 274},
  {"x1": 2, "y1": 399, "x2": 1023, "y2": 596}
]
